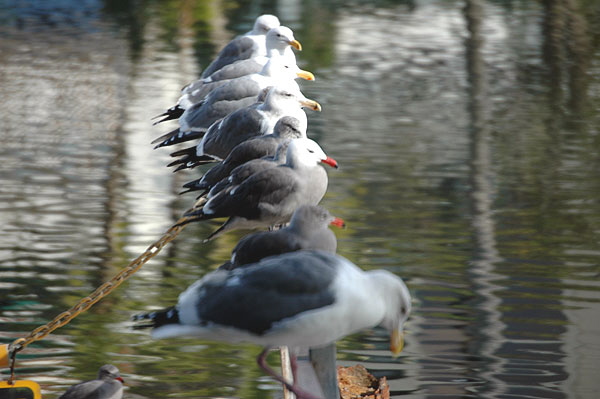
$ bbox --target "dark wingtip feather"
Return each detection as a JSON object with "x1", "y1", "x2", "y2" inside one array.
[
  {"x1": 132, "y1": 306, "x2": 179, "y2": 329},
  {"x1": 167, "y1": 158, "x2": 186, "y2": 168},
  {"x1": 151, "y1": 106, "x2": 184, "y2": 125},
  {"x1": 182, "y1": 178, "x2": 202, "y2": 189},
  {"x1": 174, "y1": 163, "x2": 193, "y2": 172},
  {"x1": 152, "y1": 127, "x2": 181, "y2": 147},
  {"x1": 180, "y1": 177, "x2": 208, "y2": 194}
]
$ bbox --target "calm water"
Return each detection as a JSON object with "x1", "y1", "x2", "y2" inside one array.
[{"x1": 1, "y1": 1, "x2": 599, "y2": 398}]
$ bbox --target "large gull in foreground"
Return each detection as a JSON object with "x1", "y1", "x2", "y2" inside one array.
[
  {"x1": 181, "y1": 138, "x2": 337, "y2": 241},
  {"x1": 134, "y1": 250, "x2": 411, "y2": 399}
]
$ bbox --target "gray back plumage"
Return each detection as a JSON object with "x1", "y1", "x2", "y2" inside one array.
[{"x1": 59, "y1": 364, "x2": 123, "y2": 399}]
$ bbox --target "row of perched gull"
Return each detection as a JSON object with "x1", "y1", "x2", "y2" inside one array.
[{"x1": 58, "y1": 14, "x2": 412, "y2": 399}]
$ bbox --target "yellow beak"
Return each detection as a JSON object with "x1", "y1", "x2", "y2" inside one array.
[
  {"x1": 300, "y1": 99, "x2": 322, "y2": 112},
  {"x1": 296, "y1": 70, "x2": 315, "y2": 81},
  {"x1": 390, "y1": 328, "x2": 404, "y2": 357},
  {"x1": 289, "y1": 39, "x2": 302, "y2": 51}
]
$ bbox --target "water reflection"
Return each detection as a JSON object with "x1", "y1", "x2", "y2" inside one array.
[
  {"x1": 464, "y1": 1, "x2": 507, "y2": 397},
  {"x1": 1, "y1": 0, "x2": 599, "y2": 398}
]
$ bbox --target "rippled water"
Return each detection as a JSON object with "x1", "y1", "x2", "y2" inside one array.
[{"x1": 1, "y1": 1, "x2": 599, "y2": 398}]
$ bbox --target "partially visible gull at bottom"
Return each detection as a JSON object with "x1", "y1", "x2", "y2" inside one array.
[{"x1": 58, "y1": 364, "x2": 124, "y2": 399}]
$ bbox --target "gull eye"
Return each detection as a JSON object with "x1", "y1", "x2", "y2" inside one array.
[{"x1": 308, "y1": 149, "x2": 315, "y2": 153}]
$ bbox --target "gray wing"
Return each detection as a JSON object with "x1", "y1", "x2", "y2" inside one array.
[
  {"x1": 196, "y1": 251, "x2": 339, "y2": 335},
  {"x1": 182, "y1": 97, "x2": 257, "y2": 133},
  {"x1": 180, "y1": 78, "x2": 262, "y2": 132},
  {"x1": 216, "y1": 135, "x2": 280, "y2": 175},
  {"x1": 207, "y1": 159, "x2": 275, "y2": 199},
  {"x1": 201, "y1": 107, "x2": 266, "y2": 159},
  {"x1": 198, "y1": 139, "x2": 275, "y2": 189},
  {"x1": 231, "y1": 229, "x2": 303, "y2": 267},
  {"x1": 209, "y1": 167, "x2": 299, "y2": 220},
  {"x1": 208, "y1": 159, "x2": 278, "y2": 198},
  {"x1": 180, "y1": 79, "x2": 230, "y2": 105},
  {"x1": 59, "y1": 380, "x2": 107, "y2": 399},
  {"x1": 203, "y1": 58, "x2": 265, "y2": 83},
  {"x1": 228, "y1": 158, "x2": 279, "y2": 185},
  {"x1": 225, "y1": 135, "x2": 281, "y2": 165},
  {"x1": 205, "y1": 77, "x2": 262, "y2": 104},
  {"x1": 196, "y1": 161, "x2": 231, "y2": 190},
  {"x1": 201, "y1": 36, "x2": 258, "y2": 78}
]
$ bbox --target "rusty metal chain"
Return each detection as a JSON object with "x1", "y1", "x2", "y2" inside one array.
[{"x1": 7, "y1": 215, "x2": 193, "y2": 383}]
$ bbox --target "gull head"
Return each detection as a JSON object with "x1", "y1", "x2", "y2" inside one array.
[
  {"x1": 272, "y1": 116, "x2": 306, "y2": 139},
  {"x1": 266, "y1": 26, "x2": 302, "y2": 52},
  {"x1": 286, "y1": 138, "x2": 337, "y2": 169},
  {"x1": 252, "y1": 14, "x2": 280, "y2": 35}
]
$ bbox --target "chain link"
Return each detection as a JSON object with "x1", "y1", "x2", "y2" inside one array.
[{"x1": 7, "y1": 215, "x2": 193, "y2": 380}]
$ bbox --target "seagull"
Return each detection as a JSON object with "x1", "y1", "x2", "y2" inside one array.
[
  {"x1": 58, "y1": 364, "x2": 124, "y2": 399},
  {"x1": 181, "y1": 138, "x2": 337, "y2": 241},
  {"x1": 153, "y1": 24, "x2": 303, "y2": 127},
  {"x1": 222, "y1": 205, "x2": 345, "y2": 270},
  {"x1": 133, "y1": 250, "x2": 412, "y2": 399},
  {"x1": 200, "y1": 14, "x2": 282, "y2": 79},
  {"x1": 194, "y1": 86, "x2": 320, "y2": 161},
  {"x1": 174, "y1": 115, "x2": 303, "y2": 178},
  {"x1": 152, "y1": 57, "x2": 313, "y2": 150}
]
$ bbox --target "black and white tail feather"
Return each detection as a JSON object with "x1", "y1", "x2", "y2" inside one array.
[
  {"x1": 152, "y1": 128, "x2": 208, "y2": 149},
  {"x1": 133, "y1": 306, "x2": 179, "y2": 329},
  {"x1": 152, "y1": 105, "x2": 185, "y2": 125},
  {"x1": 167, "y1": 147, "x2": 218, "y2": 171}
]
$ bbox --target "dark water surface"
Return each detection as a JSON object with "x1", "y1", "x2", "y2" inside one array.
[{"x1": 1, "y1": 1, "x2": 599, "y2": 398}]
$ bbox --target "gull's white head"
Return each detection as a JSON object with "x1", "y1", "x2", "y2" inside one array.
[
  {"x1": 266, "y1": 26, "x2": 302, "y2": 52},
  {"x1": 259, "y1": 57, "x2": 314, "y2": 82},
  {"x1": 289, "y1": 205, "x2": 344, "y2": 231},
  {"x1": 98, "y1": 364, "x2": 124, "y2": 383},
  {"x1": 370, "y1": 270, "x2": 412, "y2": 356},
  {"x1": 286, "y1": 138, "x2": 338, "y2": 169},
  {"x1": 252, "y1": 14, "x2": 281, "y2": 35},
  {"x1": 263, "y1": 85, "x2": 321, "y2": 113}
]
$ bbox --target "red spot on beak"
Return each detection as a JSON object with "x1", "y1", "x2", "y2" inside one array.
[
  {"x1": 330, "y1": 217, "x2": 346, "y2": 228},
  {"x1": 321, "y1": 156, "x2": 338, "y2": 169},
  {"x1": 116, "y1": 377, "x2": 124, "y2": 383}
]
